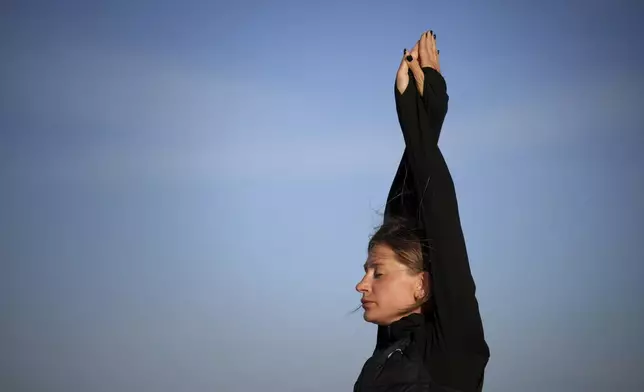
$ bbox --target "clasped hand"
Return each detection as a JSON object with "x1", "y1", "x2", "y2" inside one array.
[{"x1": 396, "y1": 30, "x2": 441, "y2": 96}]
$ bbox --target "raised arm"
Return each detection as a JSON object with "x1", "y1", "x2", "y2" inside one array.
[
  {"x1": 393, "y1": 33, "x2": 489, "y2": 392},
  {"x1": 418, "y1": 31, "x2": 448, "y2": 138}
]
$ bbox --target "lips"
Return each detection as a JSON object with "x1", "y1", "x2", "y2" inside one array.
[{"x1": 361, "y1": 299, "x2": 375, "y2": 306}]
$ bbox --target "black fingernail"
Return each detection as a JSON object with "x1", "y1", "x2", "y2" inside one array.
[
  {"x1": 404, "y1": 48, "x2": 407, "y2": 54},
  {"x1": 437, "y1": 50, "x2": 440, "y2": 54},
  {"x1": 430, "y1": 30, "x2": 433, "y2": 35},
  {"x1": 406, "y1": 55, "x2": 413, "y2": 62},
  {"x1": 434, "y1": 34, "x2": 437, "y2": 39}
]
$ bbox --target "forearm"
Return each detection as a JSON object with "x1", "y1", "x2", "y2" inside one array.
[
  {"x1": 383, "y1": 151, "x2": 418, "y2": 222},
  {"x1": 421, "y1": 67, "x2": 448, "y2": 144}
]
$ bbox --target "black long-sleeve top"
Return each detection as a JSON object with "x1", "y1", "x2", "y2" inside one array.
[{"x1": 377, "y1": 67, "x2": 490, "y2": 392}]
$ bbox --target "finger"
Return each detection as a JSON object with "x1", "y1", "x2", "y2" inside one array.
[
  {"x1": 409, "y1": 40, "x2": 420, "y2": 60},
  {"x1": 419, "y1": 32, "x2": 429, "y2": 67},
  {"x1": 432, "y1": 32, "x2": 441, "y2": 72},
  {"x1": 398, "y1": 48, "x2": 410, "y2": 72},
  {"x1": 430, "y1": 31, "x2": 437, "y2": 54},
  {"x1": 396, "y1": 49, "x2": 410, "y2": 94}
]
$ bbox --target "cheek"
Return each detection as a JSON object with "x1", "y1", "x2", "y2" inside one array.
[
  {"x1": 380, "y1": 279, "x2": 416, "y2": 307},
  {"x1": 369, "y1": 281, "x2": 385, "y2": 305},
  {"x1": 373, "y1": 278, "x2": 414, "y2": 303}
]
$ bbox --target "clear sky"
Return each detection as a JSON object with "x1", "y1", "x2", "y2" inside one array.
[{"x1": 2, "y1": 1, "x2": 643, "y2": 391}]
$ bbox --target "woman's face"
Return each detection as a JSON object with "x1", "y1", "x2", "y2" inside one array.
[{"x1": 355, "y1": 244, "x2": 425, "y2": 326}]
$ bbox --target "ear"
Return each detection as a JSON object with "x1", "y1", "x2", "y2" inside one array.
[
  {"x1": 415, "y1": 272, "x2": 431, "y2": 300},
  {"x1": 413, "y1": 274, "x2": 426, "y2": 300}
]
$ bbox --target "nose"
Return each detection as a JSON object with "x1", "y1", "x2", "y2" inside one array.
[{"x1": 356, "y1": 274, "x2": 369, "y2": 293}]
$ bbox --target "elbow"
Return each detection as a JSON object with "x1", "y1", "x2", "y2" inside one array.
[
  {"x1": 426, "y1": 92, "x2": 448, "y2": 119},
  {"x1": 436, "y1": 98, "x2": 448, "y2": 118}
]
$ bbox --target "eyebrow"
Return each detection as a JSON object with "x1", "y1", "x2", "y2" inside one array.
[{"x1": 363, "y1": 261, "x2": 383, "y2": 271}]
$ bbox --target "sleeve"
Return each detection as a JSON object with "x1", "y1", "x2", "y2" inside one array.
[
  {"x1": 420, "y1": 67, "x2": 449, "y2": 143},
  {"x1": 382, "y1": 149, "x2": 417, "y2": 223},
  {"x1": 393, "y1": 68, "x2": 490, "y2": 391}
]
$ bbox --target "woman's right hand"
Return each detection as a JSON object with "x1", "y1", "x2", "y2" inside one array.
[{"x1": 419, "y1": 30, "x2": 440, "y2": 73}]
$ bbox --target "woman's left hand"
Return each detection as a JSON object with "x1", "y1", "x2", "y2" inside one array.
[{"x1": 396, "y1": 41, "x2": 424, "y2": 95}]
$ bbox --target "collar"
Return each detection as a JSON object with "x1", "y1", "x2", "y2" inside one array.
[{"x1": 377, "y1": 313, "x2": 425, "y2": 348}]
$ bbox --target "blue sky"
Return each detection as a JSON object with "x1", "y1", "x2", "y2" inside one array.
[{"x1": 2, "y1": 1, "x2": 643, "y2": 391}]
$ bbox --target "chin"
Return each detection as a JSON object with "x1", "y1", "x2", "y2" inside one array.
[
  {"x1": 362, "y1": 310, "x2": 374, "y2": 322},
  {"x1": 363, "y1": 310, "x2": 383, "y2": 325},
  {"x1": 363, "y1": 310, "x2": 399, "y2": 326}
]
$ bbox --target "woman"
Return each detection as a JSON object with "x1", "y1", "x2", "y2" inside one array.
[{"x1": 353, "y1": 31, "x2": 490, "y2": 392}]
